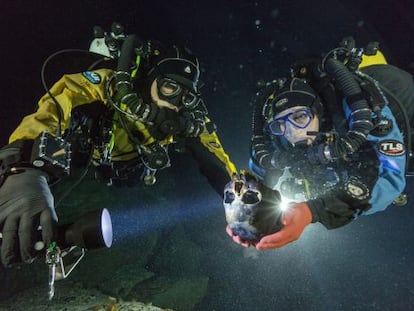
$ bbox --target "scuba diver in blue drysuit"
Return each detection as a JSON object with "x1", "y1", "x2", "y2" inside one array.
[{"x1": 226, "y1": 38, "x2": 414, "y2": 249}]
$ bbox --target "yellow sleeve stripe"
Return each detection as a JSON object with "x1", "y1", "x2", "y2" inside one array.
[{"x1": 199, "y1": 129, "x2": 237, "y2": 177}]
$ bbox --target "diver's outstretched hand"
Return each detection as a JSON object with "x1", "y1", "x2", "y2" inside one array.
[
  {"x1": 255, "y1": 202, "x2": 312, "y2": 250},
  {"x1": 0, "y1": 168, "x2": 57, "y2": 267}
]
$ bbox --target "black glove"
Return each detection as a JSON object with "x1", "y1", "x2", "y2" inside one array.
[
  {"x1": 179, "y1": 109, "x2": 206, "y2": 137},
  {"x1": 0, "y1": 168, "x2": 57, "y2": 267}
]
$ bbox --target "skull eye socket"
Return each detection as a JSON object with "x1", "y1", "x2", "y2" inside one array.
[
  {"x1": 224, "y1": 191, "x2": 235, "y2": 204},
  {"x1": 242, "y1": 190, "x2": 260, "y2": 205}
]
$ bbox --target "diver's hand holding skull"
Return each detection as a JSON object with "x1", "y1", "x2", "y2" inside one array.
[
  {"x1": 255, "y1": 202, "x2": 312, "y2": 250},
  {"x1": 223, "y1": 171, "x2": 283, "y2": 245},
  {"x1": 224, "y1": 171, "x2": 313, "y2": 250}
]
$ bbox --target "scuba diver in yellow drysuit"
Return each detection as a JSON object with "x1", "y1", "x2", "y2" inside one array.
[{"x1": 0, "y1": 23, "x2": 238, "y2": 268}]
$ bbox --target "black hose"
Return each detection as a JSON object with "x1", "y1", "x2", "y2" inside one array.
[
  {"x1": 114, "y1": 35, "x2": 157, "y2": 122},
  {"x1": 116, "y1": 35, "x2": 140, "y2": 74},
  {"x1": 250, "y1": 83, "x2": 280, "y2": 169},
  {"x1": 309, "y1": 58, "x2": 374, "y2": 162}
]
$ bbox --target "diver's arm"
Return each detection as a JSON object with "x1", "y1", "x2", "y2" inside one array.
[
  {"x1": 362, "y1": 105, "x2": 406, "y2": 214},
  {"x1": 306, "y1": 193, "x2": 362, "y2": 229},
  {"x1": 184, "y1": 120, "x2": 237, "y2": 196},
  {"x1": 306, "y1": 66, "x2": 408, "y2": 229},
  {"x1": 0, "y1": 68, "x2": 113, "y2": 180},
  {"x1": 308, "y1": 105, "x2": 406, "y2": 228},
  {"x1": 9, "y1": 69, "x2": 113, "y2": 143},
  {"x1": 0, "y1": 69, "x2": 113, "y2": 267}
]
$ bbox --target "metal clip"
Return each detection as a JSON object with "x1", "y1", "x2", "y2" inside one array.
[
  {"x1": 45, "y1": 242, "x2": 61, "y2": 300},
  {"x1": 45, "y1": 242, "x2": 85, "y2": 300}
]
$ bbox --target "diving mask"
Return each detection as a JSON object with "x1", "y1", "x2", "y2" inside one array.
[
  {"x1": 269, "y1": 107, "x2": 314, "y2": 135},
  {"x1": 157, "y1": 77, "x2": 200, "y2": 109},
  {"x1": 270, "y1": 106, "x2": 319, "y2": 145}
]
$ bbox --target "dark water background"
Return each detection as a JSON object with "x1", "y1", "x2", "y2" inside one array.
[{"x1": 1, "y1": 1, "x2": 414, "y2": 310}]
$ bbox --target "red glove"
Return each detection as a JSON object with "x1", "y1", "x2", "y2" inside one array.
[{"x1": 255, "y1": 202, "x2": 312, "y2": 250}]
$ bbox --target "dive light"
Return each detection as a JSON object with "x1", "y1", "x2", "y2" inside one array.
[{"x1": 56, "y1": 208, "x2": 113, "y2": 250}]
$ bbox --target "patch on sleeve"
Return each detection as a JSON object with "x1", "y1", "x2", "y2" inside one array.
[
  {"x1": 82, "y1": 71, "x2": 102, "y2": 84},
  {"x1": 378, "y1": 140, "x2": 405, "y2": 157},
  {"x1": 344, "y1": 178, "x2": 370, "y2": 200}
]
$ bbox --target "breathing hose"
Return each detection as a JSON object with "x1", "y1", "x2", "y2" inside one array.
[
  {"x1": 113, "y1": 34, "x2": 157, "y2": 122},
  {"x1": 307, "y1": 58, "x2": 374, "y2": 163}
]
